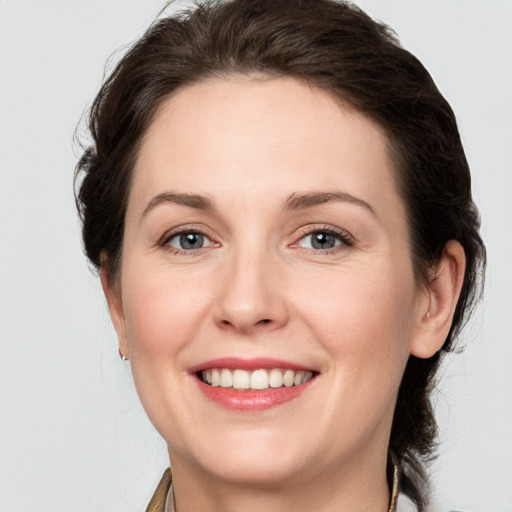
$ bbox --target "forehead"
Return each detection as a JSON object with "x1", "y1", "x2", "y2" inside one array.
[{"x1": 130, "y1": 76, "x2": 403, "y2": 224}]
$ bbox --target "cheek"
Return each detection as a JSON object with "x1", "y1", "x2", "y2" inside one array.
[
  {"x1": 121, "y1": 265, "x2": 211, "y2": 358},
  {"x1": 297, "y1": 262, "x2": 417, "y2": 371},
  {"x1": 119, "y1": 265, "x2": 214, "y2": 436}
]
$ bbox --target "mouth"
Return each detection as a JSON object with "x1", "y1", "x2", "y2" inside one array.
[
  {"x1": 198, "y1": 368, "x2": 315, "y2": 390},
  {"x1": 191, "y1": 358, "x2": 318, "y2": 410}
]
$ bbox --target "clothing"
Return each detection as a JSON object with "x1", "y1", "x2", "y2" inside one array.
[
  {"x1": 145, "y1": 469, "x2": 171, "y2": 512},
  {"x1": 145, "y1": 468, "x2": 415, "y2": 512}
]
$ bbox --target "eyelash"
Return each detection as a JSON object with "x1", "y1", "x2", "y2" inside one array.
[
  {"x1": 159, "y1": 225, "x2": 354, "y2": 255},
  {"x1": 160, "y1": 228, "x2": 218, "y2": 255},
  {"x1": 294, "y1": 225, "x2": 354, "y2": 254}
]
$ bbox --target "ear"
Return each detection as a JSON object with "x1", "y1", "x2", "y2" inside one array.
[
  {"x1": 100, "y1": 255, "x2": 129, "y2": 360},
  {"x1": 410, "y1": 240, "x2": 466, "y2": 359}
]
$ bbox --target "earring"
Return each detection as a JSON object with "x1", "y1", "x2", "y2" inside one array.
[
  {"x1": 119, "y1": 348, "x2": 128, "y2": 361},
  {"x1": 426, "y1": 311, "x2": 431, "y2": 319}
]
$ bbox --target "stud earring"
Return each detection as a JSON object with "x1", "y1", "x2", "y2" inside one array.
[
  {"x1": 119, "y1": 348, "x2": 128, "y2": 361},
  {"x1": 426, "y1": 311, "x2": 431, "y2": 319}
]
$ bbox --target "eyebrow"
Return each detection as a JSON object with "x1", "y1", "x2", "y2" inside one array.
[
  {"x1": 141, "y1": 190, "x2": 376, "y2": 219},
  {"x1": 142, "y1": 192, "x2": 214, "y2": 218},
  {"x1": 283, "y1": 191, "x2": 376, "y2": 216}
]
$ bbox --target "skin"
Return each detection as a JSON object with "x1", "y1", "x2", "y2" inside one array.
[{"x1": 102, "y1": 76, "x2": 465, "y2": 512}]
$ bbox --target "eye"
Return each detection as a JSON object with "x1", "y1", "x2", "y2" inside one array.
[
  {"x1": 296, "y1": 228, "x2": 353, "y2": 251},
  {"x1": 301, "y1": 231, "x2": 340, "y2": 250},
  {"x1": 165, "y1": 231, "x2": 212, "y2": 251}
]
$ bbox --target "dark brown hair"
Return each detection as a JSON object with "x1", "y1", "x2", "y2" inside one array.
[{"x1": 75, "y1": 1, "x2": 486, "y2": 509}]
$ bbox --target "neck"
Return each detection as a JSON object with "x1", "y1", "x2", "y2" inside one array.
[{"x1": 169, "y1": 454, "x2": 391, "y2": 512}]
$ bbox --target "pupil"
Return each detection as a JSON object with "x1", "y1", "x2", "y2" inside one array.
[
  {"x1": 312, "y1": 232, "x2": 335, "y2": 249},
  {"x1": 180, "y1": 233, "x2": 203, "y2": 249}
]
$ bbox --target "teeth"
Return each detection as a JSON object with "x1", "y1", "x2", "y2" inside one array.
[
  {"x1": 250, "y1": 369, "x2": 269, "y2": 390},
  {"x1": 293, "y1": 371, "x2": 303, "y2": 386},
  {"x1": 200, "y1": 368, "x2": 314, "y2": 390},
  {"x1": 220, "y1": 368, "x2": 233, "y2": 387},
  {"x1": 283, "y1": 369, "x2": 294, "y2": 387},
  {"x1": 268, "y1": 368, "x2": 283, "y2": 388},
  {"x1": 232, "y1": 369, "x2": 250, "y2": 390}
]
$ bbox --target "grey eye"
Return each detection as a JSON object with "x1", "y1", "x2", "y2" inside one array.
[
  {"x1": 167, "y1": 232, "x2": 208, "y2": 250},
  {"x1": 302, "y1": 231, "x2": 341, "y2": 250},
  {"x1": 312, "y1": 232, "x2": 337, "y2": 249}
]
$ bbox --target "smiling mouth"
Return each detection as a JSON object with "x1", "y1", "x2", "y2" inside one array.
[{"x1": 199, "y1": 368, "x2": 316, "y2": 391}]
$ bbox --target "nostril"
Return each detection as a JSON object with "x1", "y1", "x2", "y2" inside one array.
[{"x1": 218, "y1": 317, "x2": 274, "y2": 331}]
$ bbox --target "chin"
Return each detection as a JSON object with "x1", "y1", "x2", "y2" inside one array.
[
  {"x1": 173, "y1": 427, "x2": 314, "y2": 487},
  {"x1": 204, "y1": 452, "x2": 306, "y2": 487}
]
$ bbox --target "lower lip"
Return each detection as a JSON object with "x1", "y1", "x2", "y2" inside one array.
[{"x1": 196, "y1": 378, "x2": 313, "y2": 411}]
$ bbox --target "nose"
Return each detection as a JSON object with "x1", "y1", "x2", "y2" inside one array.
[{"x1": 213, "y1": 248, "x2": 290, "y2": 335}]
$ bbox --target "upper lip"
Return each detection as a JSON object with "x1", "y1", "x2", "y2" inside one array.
[{"x1": 188, "y1": 357, "x2": 317, "y2": 374}]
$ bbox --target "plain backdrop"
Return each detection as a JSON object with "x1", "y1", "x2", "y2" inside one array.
[{"x1": 0, "y1": 1, "x2": 511, "y2": 511}]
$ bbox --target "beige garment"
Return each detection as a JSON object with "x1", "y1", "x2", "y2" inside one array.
[{"x1": 145, "y1": 467, "x2": 404, "y2": 512}]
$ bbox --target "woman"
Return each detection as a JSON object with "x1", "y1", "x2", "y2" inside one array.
[{"x1": 75, "y1": 0, "x2": 485, "y2": 510}]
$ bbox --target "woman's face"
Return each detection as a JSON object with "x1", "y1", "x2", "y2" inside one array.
[{"x1": 108, "y1": 76, "x2": 428, "y2": 486}]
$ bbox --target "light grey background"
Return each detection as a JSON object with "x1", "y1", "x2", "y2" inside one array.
[{"x1": 0, "y1": 1, "x2": 510, "y2": 511}]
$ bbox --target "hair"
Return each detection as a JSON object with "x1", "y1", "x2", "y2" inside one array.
[{"x1": 74, "y1": 0, "x2": 486, "y2": 509}]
